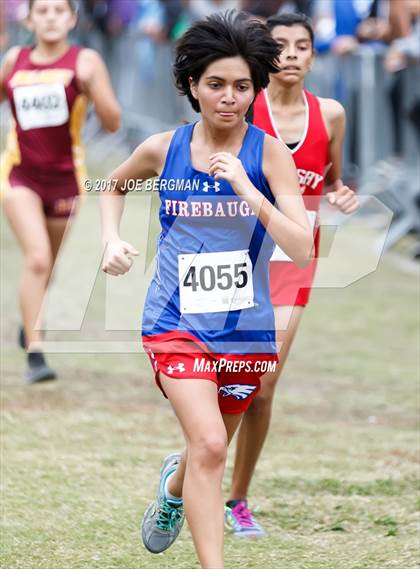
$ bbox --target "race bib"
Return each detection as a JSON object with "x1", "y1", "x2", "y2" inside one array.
[
  {"x1": 270, "y1": 210, "x2": 317, "y2": 262},
  {"x1": 179, "y1": 250, "x2": 254, "y2": 314},
  {"x1": 13, "y1": 83, "x2": 69, "y2": 131}
]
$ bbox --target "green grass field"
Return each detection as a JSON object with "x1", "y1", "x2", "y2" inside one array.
[{"x1": 1, "y1": 196, "x2": 419, "y2": 569}]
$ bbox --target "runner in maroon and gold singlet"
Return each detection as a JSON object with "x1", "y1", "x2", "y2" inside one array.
[
  {"x1": 0, "y1": 0, "x2": 121, "y2": 383},
  {"x1": 225, "y1": 13, "x2": 359, "y2": 537},
  {"x1": 3, "y1": 44, "x2": 88, "y2": 216}
]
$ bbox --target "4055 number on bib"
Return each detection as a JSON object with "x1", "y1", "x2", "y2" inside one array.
[{"x1": 179, "y1": 250, "x2": 254, "y2": 314}]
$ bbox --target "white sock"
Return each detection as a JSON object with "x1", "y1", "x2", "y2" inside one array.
[{"x1": 164, "y1": 471, "x2": 182, "y2": 503}]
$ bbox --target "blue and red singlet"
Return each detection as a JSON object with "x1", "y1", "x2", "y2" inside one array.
[{"x1": 142, "y1": 123, "x2": 279, "y2": 413}]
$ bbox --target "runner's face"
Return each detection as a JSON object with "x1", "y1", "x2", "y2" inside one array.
[
  {"x1": 270, "y1": 25, "x2": 314, "y2": 85},
  {"x1": 190, "y1": 57, "x2": 255, "y2": 128},
  {"x1": 28, "y1": 0, "x2": 76, "y2": 43}
]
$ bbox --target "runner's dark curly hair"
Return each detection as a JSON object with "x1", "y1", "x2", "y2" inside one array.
[{"x1": 174, "y1": 10, "x2": 281, "y2": 112}]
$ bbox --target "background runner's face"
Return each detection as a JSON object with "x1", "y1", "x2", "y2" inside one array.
[
  {"x1": 190, "y1": 57, "x2": 255, "y2": 128},
  {"x1": 28, "y1": 0, "x2": 76, "y2": 44},
  {"x1": 270, "y1": 25, "x2": 314, "y2": 85}
]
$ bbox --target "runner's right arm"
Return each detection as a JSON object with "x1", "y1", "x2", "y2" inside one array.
[
  {"x1": 100, "y1": 132, "x2": 172, "y2": 275},
  {"x1": 0, "y1": 46, "x2": 20, "y2": 102}
]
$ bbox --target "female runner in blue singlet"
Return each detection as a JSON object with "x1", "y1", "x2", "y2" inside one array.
[{"x1": 100, "y1": 11, "x2": 313, "y2": 569}]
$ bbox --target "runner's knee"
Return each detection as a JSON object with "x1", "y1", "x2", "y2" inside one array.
[
  {"x1": 26, "y1": 250, "x2": 52, "y2": 275},
  {"x1": 248, "y1": 380, "x2": 277, "y2": 415},
  {"x1": 188, "y1": 433, "x2": 228, "y2": 469}
]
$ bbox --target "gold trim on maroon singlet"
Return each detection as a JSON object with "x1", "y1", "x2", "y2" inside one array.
[
  {"x1": 0, "y1": 120, "x2": 22, "y2": 198},
  {"x1": 69, "y1": 93, "x2": 88, "y2": 194},
  {"x1": 10, "y1": 68, "x2": 75, "y2": 88}
]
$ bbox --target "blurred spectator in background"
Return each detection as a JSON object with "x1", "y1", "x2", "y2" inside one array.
[
  {"x1": 384, "y1": 0, "x2": 420, "y2": 149},
  {"x1": 385, "y1": 0, "x2": 420, "y2": 72},
  {"x1": 312, "y1": 0, "x2": 411, "y2": 55},
  {"x1": 132, "y1": 0, "x2": 188, "y2": 84},
  {"x1": 107, "y1": 0, "x2": 138, "y2": 34},
  {"x1": 242, "y1": 0, "x2": 312, "y2": 19},
  {"x1": 133, "y1": 0, "x2": 166, "y2": 84},
  {"x1": 355, "y1": 0, "x2": 393, "y2": 47},
  {"x1": 159, "y1": 0, "x2": 191, "y2": 41},
  {"x1": 190, "y1": 0, "x2": 240, "y2": 21},
  {"x1": 311, "y1": 0, "x2": 415, "y2": 171},
  {"x1": 83, "y1": 0, "x2": 109, "y2": 43},
  {"x1": 82, "y1": 0, "x2": 138, "y2": 55},
  {"x1": 0, "y1": 0, "x2": 5, "y2": 51},
  {"x1": 1, "y1": 0, "x2": 30, "y2": 49}
]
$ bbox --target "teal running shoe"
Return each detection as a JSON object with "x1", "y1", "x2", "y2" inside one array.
[{"x1": 141, "y1": 453, "x2": 185, "y2": 553}]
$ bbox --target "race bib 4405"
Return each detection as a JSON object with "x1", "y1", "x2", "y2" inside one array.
[
  {"x1": 13, "y1": 83, "x2": 69, "y2": 131},
  {"x1": 179, "y1": 250, "x2": 254, "y2": 314}
]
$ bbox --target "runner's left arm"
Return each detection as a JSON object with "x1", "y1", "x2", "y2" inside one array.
[
  {"x1": 209, "y1": 137, "x2": 313, "y2": 268},
  {"x1": 0, "y1": 46, "x2": 20, "y2": 102},
  {"x1": 322, "y1": 99, "x2": 359, "y2": 214},
  {"x1": 77, "y1": 48, "x2": 121, "y2": 133}
]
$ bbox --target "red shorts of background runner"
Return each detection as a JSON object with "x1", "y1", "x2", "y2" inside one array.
[
  {"x1": 142, "y1": 332, "x2": 278, "y2": 414},
  {"x1": 270, "y1": 229, "x2": 320, "y2": 306},
  {"x1": 9, "y1": 165, "x2": 80, "y2": 218}
]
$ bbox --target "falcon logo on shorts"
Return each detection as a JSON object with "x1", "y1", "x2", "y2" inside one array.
[
  {"x1": 202, "y1": 181, "x2": 221, "y2": 193},
  {"x1": 218, "y1": 384, "x2": 257, "y2": 400},
  {"x1": 167, "y1": 363, "x2": 186, "y2": 375}
]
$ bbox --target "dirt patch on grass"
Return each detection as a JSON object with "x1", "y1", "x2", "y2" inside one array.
[{"x1": 1, "y1": 367, "x2": 159, "y2": 414}]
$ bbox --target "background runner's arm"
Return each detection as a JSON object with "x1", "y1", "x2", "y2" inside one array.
[
  {"x1": 76, "y1": 49, "x2": 121, "y2": 133},
  {"x1": 0, "y1": 47, "x2": 20, "y2": 102},
  {"x1": 324, "y1": 99, "x2": 346, "y2": 189},
  {"x1": 262, "y1": 137, "x2": 313, "y2": 266},
  {"x1": 321, "y1": 99, "x2": 359, "y2": 213}
]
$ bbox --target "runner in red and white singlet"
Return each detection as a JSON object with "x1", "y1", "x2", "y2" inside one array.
[
  {"x1": 0, "y1": 0, "x2": 120, "y2": 383},
  {"x1": 225, "y1": 14, "x2": 359, "y2": 538},
  {"x1": 253, "y1": 86, "x2": 328, "y2": 306}
]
